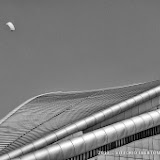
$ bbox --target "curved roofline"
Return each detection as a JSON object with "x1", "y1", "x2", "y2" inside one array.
[
  {"x1": 6, "y1": 108, "x2": 160, "y2": 160},
  {"x1": 1, "y1": 83, "x2": 160, "y2": 159},
  {"x1": 0, "y1": 80, "x2": 159, "y2": 125}
]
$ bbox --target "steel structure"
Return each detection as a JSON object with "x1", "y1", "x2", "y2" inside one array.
[{"x1": 0, "y1": 80, "x2": 160, "y2": 160}]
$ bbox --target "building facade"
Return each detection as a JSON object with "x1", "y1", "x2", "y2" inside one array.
[{"x1": 0, "y1": 80, "x2": 160, "y2": 160}]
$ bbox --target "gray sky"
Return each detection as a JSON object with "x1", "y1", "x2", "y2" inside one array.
[{"x1": 0, "y1": 0, "x2": 160, "y2": 119}]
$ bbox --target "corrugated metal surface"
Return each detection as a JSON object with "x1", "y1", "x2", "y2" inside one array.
[{"x1": 0, "y1": 80, "x2": 160, "y2": 159}]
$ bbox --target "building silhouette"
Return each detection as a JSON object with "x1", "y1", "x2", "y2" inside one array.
[{"x1": 0, "y1": 80, "x2": 160, "y2": 160}]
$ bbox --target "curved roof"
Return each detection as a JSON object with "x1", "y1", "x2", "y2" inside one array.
[
  {"x1": 0, "y1": 80, "x2": 160, "y2": 159},
  {"x1": 7, "y1": 109, "x2": 160, "y2": 160}
]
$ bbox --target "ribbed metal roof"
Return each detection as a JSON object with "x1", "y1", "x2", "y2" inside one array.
[
  {"x1": 8, "y1": 107, "x2": 160, "y2": 160},
  {"x1": 0, "y1": 80, "x2": 160, "y2": 159}
]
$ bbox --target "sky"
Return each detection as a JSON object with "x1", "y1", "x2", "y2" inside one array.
[{"x1": 0, "y1": 0, "x2": 160, "y2": 119}]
